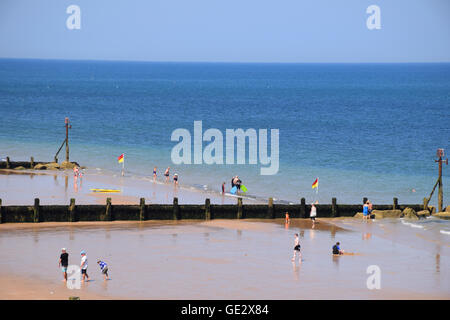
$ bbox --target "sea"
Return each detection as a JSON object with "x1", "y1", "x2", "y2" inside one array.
[{"x1": 0, "y1": 59, "x2": 449, "y2": 206}]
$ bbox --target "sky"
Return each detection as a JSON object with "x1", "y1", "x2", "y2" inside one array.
[{"x1": 0, "y1": 0, "x2": 449, "y2": 63}]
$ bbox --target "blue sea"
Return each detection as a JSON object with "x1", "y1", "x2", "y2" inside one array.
[{"x1": 0, "y1": 59, "x2": 449, "y2": 205}]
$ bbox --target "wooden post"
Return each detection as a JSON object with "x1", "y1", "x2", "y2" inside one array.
[
  {"x1": 69, "y1": 198, "x2": 76, "y2": 222},
  {"x1": 268, "y1": 197, "x2": 274, "y2": 219},
  {"x1": 173, "y1": 197, "x2": 179, "y2": 220},
  {"x1": 423, "y1": 197, "x2": 428, "y2": 211},
  {"x1": 237, "y1": 198, "x2": 243, "y2": 219},
  {"x1": 33, "y1": 198, "x2": 40, "y2": 223},
  {"x1": 0, "y1": 199, "x2": 2, "y2": 224},
  {"x1": 205, "y1": 198, "x2": 211, "y2": 220},
  {"x1": 139, "y1": 198, "x2": 146, "y2": 221},
  {"x1": 6, "y1": 157, "x2": 10, "y2": 169},
  {"x1": 332, "y1": 197, "x2": 337, "y2": 217},
  {"x1": 393, "y1": 197, "x2": 398, "y2": 210},
  {"x1": 105, "y1": 198, "x2": 112, "y2": 221},
  {"x1": 54, "y1": 156, "x2": 58, "y2": 163},
  {"x1": 300, "y1": 198, "x2": 306, "y2": 218},
  {"x1": 65, "y1": 117, "x2": 70, "y2": 163},
  {"x1": 30, "y1": 157, "x2": 34, "y2": 168}
]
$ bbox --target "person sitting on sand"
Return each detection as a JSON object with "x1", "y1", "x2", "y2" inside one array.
[
  {"x1": 97, "y1": 260, "x2": 109, "y2": 281},
  {"x1": 332, "y1": 242, "x2": 344, "y2": 255},
  {"x1": 292, "y1": 233, "x2": 302, "y2": 262},
  {"x1": 58, "y1": 248, "x2": 69, "y2": 282}
]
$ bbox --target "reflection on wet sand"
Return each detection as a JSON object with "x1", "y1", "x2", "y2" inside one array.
[{"x1": 0, "y1": 219, "x2": 449, "y2": 299}]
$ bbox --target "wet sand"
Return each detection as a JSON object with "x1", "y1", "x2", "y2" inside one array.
[
  {"x1": 0, "y1": 218, "x2": 448, "y2": 299},
  {"x1": 0, "y1": 169, "x2": 261, "y2": 205}
]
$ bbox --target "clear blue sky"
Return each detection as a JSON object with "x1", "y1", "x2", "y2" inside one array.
[{"x1": 0, "y1": 0, "x2": 449, "y2": 62}]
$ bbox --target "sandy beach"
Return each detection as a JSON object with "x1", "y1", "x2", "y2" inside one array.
[{"x1": 0, "y1": 217, "x2": 448, "y2": 300}]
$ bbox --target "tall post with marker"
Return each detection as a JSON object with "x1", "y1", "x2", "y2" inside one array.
[{"x1": 436, "y1": 148, "x2": 448, "y2": 213}]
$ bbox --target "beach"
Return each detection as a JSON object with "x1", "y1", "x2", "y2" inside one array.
[{"x1": 0, "y1": 217, "x2": 448, "y2": 300}]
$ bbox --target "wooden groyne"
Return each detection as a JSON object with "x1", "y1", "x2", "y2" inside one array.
[
  {"x1": 0, "y1": 157, "x2": 79, "y2": 170},
  {"x1": 0, "y1": 197, "x2": 425, "y2": 224}
]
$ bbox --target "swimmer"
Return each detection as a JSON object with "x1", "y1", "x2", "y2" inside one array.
[{"x1": 291, "y1": 233, "x2": 302, "y2": 262}]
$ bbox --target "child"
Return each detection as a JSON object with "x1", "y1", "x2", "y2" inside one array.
[
  {"x1": 285, "y1": 212, "x2": 290, "y2": 224},
  {"x1": 80, "y1": 250, "x2": 89, "y2": 282},
  {"x1": 291, "y1": 233, "x2": 302, "y2": 262},
  {"x1": 332, "y1": 242, "x2": 344, "y2": 255},
  {"x1": 97, "y1": 260, "x2": 109, "y2": 280}
]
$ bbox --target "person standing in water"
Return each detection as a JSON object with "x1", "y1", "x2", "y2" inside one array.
[
  {"x1": 153, "y1": 167, "x2": 157, "y2": 181},
  {"x1": 291, "y1": 233, "x2": 302, "y2": 262},
  {"x1": 164, "y1": 167, "x2": 170, "y2": 182},
  {"x1": 80, "y1": 250, "x2": 90, "y2": 282},
  {"x1": 222, "y1": 182, "x2": 226, "y2": 194},
  {"x1": 173, "y1": 173, "x2": 179, "y2": 186},
  {"x1": 58, "y1": 248, "x2": 69, "y2": 282},
  {"x1": 363, "y1": 201, "x2": 369, "y2": 220},
  {"x1": 310, "y1": 203, "x2": 317, "y2": 225}
]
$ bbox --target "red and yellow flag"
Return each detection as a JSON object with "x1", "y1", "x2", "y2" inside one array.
[
  {"x1": 312, "y1": 178, "x2": 318, "y2": 189},
  {"x1": 117, "y1": 153, "x2": 124, "y2": 163}
]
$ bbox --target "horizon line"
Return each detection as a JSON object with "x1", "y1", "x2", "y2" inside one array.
[{"x1": 1, "y1": 57, "x2": 450, "y2": 65}]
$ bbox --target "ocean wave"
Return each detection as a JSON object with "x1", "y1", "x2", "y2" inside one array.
[
  {"x1": 401, "y1": 220, "x2": 424, "y2": 229},
  {"x1": 440, "y1": 230, "x2": 450, "y2": 235}
]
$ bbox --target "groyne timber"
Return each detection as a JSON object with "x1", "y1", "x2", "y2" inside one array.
[{"x1": 0, "y1": 197, "x2": 427, "y2": 223}]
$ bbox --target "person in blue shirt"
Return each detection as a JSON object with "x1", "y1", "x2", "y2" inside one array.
[
  {"x1": 332, "y1": 242, "x2": 344, "y2": 255},
  {"x1": 97, "y1": 260, "x2": 109, "y2": 281}
]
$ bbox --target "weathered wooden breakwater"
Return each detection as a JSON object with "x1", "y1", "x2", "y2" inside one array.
[{"x1": 0, "y1": 197, "x2": 426, "y2": 224}]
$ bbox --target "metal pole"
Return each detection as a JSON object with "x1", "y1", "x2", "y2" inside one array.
[{"x1": 65, "y1": 117, "x2": 69, "y2": 162}]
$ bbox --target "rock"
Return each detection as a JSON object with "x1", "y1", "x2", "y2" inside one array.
[
  {"x1": 354, "y1": 212, "x2": 363, "y2": 218},
  {"x1": 13, "y1": 166, "x2": 26, "y2": 170},
  {"x1": 432, "y1": 212, "x2": 450, "y2": 220},
  {"x1": 402, "y1": 207, "x2": 418, "y2": 220},
  {"x1": 446, "y1": 206, "x2": 450, "y2": 213},
  {"x1": 372, "y1": 209, "x2": 402, "y2": 219},
  {"x1": 34, "y1": 163, "x2": 47, "y2": 170},
  {"x1": 416, "y1": 210, "x2": 430, "y2": 218},
  {"x1": 60, "y1": 161, "x2": 78, "y2": 169},
  {"x1": 45, "y1": 162, "x2": 61, "y2": 170}
]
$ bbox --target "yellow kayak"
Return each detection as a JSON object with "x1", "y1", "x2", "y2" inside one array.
[{"x1": 90, "y1": 188, "x2": 121, "y2": 193}]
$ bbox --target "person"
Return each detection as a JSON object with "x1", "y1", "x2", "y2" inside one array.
[
  {"x1": 80, "y1": 250, "x2": 90, "y2": 282},
  {"x1": 367, "y1": 200, "x2": 373, "y2": 217},
  {"x1": 153, "y1": 167, "x2": 157, "y2": 181},
  {"x1": 310, "y1": 203, "x2": 317, "y2": 225},
  {"x1": 73, "y1": 166, "x2": 79, "y2": 178},
  {"x1": 235, "y1": 176, "x2": 242, "y2": 191},
  {"x1": 291, "y1": 233, "x2": 302, "y2": 262},
  {"x1": 222, "y1": 182, "x2": 226, "y2": 194},
  {"x1": 58, "y1": 248, "x2": 69, "y2": 282},
  {"x1": 97, "y1": 260, "x2": 109, "y2": 281},
  {"x1": 285, "y1": 212, "x2": 290, "y2": 224},
  {"x1": 231, "y1": 176, "x2": 236, "y2": 189},
  {"x1": 332, "y1": 242, "x2": 344, "y2": 255},
  {"x1": 362, "y1": 201, "x2": 369, "y2": 220},
  {"x1": 164, "y1": 167, "x2": 170, "y2": 182},
  {"x1": 173, "y1": 173, "x2": 179, "y2": 185}
]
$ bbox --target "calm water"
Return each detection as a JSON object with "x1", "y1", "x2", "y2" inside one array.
[{"x1": 0, "y1": 59, "x2": 449, "y2": 205}]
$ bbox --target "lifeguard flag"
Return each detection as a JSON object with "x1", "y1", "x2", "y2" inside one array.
[
  {"x1": 312, "y1": 178, "x2": 318, "y2": 189},
  {"x1": 117, "y1": 154, "x2": 124, "y2": 163}
]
